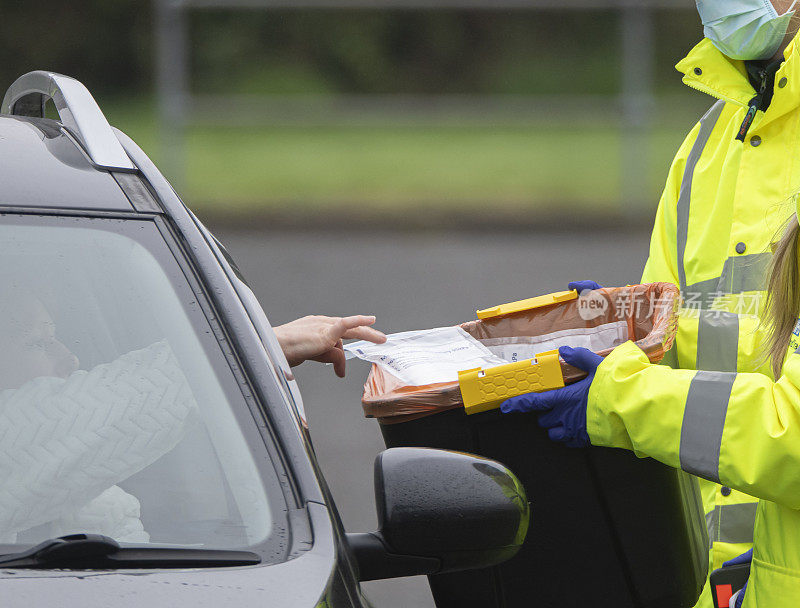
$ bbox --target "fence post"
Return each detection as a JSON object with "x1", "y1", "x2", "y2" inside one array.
[
  {"x1": 156, "y1": 0, "x2": 188, "y2": 189},
  {"x1": 620, "y1": 5, "x2": 655, "y2": 220}
]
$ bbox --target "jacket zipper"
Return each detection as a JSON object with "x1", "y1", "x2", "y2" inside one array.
[
  {"x1": 682, "y1": 78, "x2": 748, "y2": 109},
  {"x1": 736, "y1": 67, "x2": 769, "y2": 142}
]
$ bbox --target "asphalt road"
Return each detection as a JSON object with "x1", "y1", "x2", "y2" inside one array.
[{"x1": 214, "y1": 227, "x2": 652, "y2": 608}]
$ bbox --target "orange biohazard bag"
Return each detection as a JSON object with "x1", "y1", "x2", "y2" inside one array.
[{"x1": 361, "y1": 282, "x2": 680, "y2": 425}]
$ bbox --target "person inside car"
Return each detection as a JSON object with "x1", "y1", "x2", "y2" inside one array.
[{"x1": 0, "y1": 290, "x2": 385, "y2": 543}]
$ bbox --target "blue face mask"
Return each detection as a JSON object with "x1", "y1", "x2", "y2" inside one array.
[{"x1": 697, "y1": 0, "x2": 798, "y2": 61}]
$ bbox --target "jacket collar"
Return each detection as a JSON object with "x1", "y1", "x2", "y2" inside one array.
[
  {"x1": 678, "y1": 34, "x2": 800, "y2": 129},
  {"x1": 678, "y1": 38, "x2": 754, "y2": 107}
]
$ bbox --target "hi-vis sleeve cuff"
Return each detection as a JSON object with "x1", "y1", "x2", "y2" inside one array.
[
  {"x1": 587, "y1": 340, "x2": 743, "y2": 484},
  {"x1": 587, "y1": 341, "x2": 697, "y2": 468},
  {"x1": 589, "y1": 342, "x2": 800, "y2": 510},
  {"x1": 588, "y1": 340, "x2": 739, "y2": 484}
]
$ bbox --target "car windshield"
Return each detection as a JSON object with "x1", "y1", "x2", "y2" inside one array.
[{"x1": 0, "y1": 215, "x2": 286, "y2": 557}]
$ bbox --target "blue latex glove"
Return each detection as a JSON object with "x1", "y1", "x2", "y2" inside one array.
[
  {"x1": 568, "y1": 280, "x2": 603, "y2": 294},
  {"x1": 724, "y1": 549, "x2": 753, "y2": 567},
  {"x1": 723, "y1": 549, "x2": 752, "y2": 608},
  {"x1": 500, "y1": 346, "x2": 603, "y2": 448},
  {"x1": 730, "y1": 583, "x2": 747, "y2": 608}
]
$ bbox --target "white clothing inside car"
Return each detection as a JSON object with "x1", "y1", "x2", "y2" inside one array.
[
  {"x1": 0, "y1": 340, "x2": 195, "y2": 542},
  {"x1": 51, "y1": 485, "x2": 149, "y2": 543}
]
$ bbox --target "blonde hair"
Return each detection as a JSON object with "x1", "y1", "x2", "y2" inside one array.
[{"x1": 763, "y1": 213, "x2": 800, "y2": 378}]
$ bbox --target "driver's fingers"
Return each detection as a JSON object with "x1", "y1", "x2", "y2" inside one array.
[
  {"x1": 312, "y1": 347, "x2": 347, "y2": 377},
  {"x1": 340, "y1": 314, "x2": 377, "y2": 327},
  {"x1": 342, "y1": 326, "x2": 387, "y2": 343},
  {"x1": 332, "y1": 348, "x2": 346, "y2": 377},
  {"x1": 328, "y1": 315, "x2": 386, "y2": 344}
]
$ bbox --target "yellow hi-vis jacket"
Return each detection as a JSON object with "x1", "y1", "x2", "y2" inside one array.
[
  {"x1": 589, "y1": 38, "x2": 800, "y2": 606},
  {"x1": 639, "y1": 36, "x2": 800, "y2": 607}
]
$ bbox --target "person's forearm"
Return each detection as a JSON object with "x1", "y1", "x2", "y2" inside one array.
[
  {"x1": 273, "y1": 324, "x2": 305, "y2": 366},
  {"x1": 587, "y1": 341, "x2": 694, "y2": 467},
  {"x1": 589, "y1": 341, "x2": 800, "y2": 509}
]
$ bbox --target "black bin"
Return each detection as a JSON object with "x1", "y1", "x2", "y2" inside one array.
[
  {"x1": 379, "y1": 407, "x2": 708, "y2": 608},
  {"x1": 361, "y1": 285, "x2": 707, "y2": 607}
]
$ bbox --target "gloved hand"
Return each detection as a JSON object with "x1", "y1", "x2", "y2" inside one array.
[
  {"x1": 500, "y1": 346, "x2": 604, "y2": 448},
  {"x1": 568, "y1": 280, "x2": 603, "y2": 293},
  {"x1": 723, "y1": 549, "x2": 752, "y2": 608}
]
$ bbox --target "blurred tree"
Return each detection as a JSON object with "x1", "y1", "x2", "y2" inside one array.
[
  {"x1": 0, "y1": 0, "x2": 152, "y2": 96},
  {"x1": 191, "y1": 9, "x2": 701, "y2": 96},
  {"x1": 0, "y1": 4, "x2": 701, "y2": 98}
]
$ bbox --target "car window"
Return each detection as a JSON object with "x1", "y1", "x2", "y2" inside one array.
[{"x1": 0, "y1": 215, "x2": 288, "y2": 558}]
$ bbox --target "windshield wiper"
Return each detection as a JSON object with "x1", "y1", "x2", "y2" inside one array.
[{"x1": 0, "y1": 534, "x2": 261, "y2": 569}]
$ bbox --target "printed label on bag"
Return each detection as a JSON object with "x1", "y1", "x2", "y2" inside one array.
[{"x1": 344, "y1": 327, "x2": 506, "y2": 386}]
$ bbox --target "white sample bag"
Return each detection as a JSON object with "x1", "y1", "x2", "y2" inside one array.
[{"x1": 345, "y1": 326, "x2": 506, "y2": 386}]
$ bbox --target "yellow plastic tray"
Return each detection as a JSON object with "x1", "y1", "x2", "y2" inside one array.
[
  {"x1": 476, "y1": 290, "x2": 578, "y2": 320},
  {"x1": 458, "y1": 350, "x2": 565, "y2": 415}
]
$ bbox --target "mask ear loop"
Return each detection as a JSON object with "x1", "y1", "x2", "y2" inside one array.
[{"x1": 787, "y1": 0, "x2": 799, "y2": 14}]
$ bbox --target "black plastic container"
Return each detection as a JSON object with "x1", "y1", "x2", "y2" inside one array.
[{"x1": 379, "y1": 407, "x2": 708, "y2": 608}]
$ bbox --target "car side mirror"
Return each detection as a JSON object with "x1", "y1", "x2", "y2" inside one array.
[{"x1": 347, "y1": 447, "x2": 529, "y2": 582}]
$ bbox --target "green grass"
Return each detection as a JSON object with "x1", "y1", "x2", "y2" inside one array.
[{"x1": 103, "y1": 100, "x2": 690, "y2": 219}]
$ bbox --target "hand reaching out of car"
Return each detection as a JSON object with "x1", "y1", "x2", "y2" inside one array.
[{"x1": 274, "y1": 315, "x2": 387, "y2": 378}]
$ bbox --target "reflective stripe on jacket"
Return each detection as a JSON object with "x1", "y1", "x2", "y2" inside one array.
[{"x1": 595, "y1": 36, "x2": 800, "y2": 607}]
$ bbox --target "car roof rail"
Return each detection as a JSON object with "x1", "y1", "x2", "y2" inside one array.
[{"x1": 1, "y1": 71, "x2": 136, "y2": 172}]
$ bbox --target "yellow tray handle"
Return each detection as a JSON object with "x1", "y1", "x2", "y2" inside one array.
[
  {"x1": 476, "y1": 290, "x2": 577, "y2": 320},
  {"x1": 458, "y1": 350, "x2": 565, "y2": 415}
]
